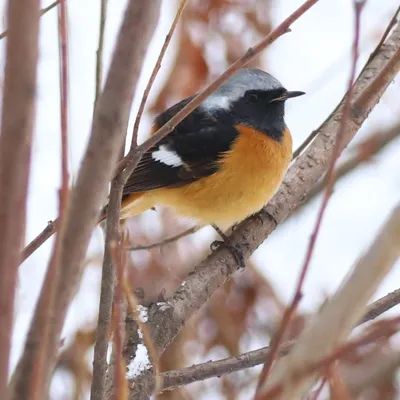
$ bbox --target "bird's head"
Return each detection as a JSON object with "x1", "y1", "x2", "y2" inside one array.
[{"x1": 202, "y1": 68, "x2": 305, "y2": 141}]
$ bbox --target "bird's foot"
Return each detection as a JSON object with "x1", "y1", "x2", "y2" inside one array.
[{"x1": 211, "y1": 225, "x2": 246, "y2": 270}]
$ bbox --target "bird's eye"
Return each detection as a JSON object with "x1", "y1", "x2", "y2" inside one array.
[{"x1": 245, "y1": 92, "x2": 259, "y2": 103}]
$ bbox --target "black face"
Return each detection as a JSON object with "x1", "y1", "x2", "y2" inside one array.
[{"x1": 230, "y1": 88, "x2": 289, "y2": 141}]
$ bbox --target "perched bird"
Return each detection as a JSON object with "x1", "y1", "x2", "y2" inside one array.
[{"x1": 105, "y1": 68, "x2": 304, "y2": 265}]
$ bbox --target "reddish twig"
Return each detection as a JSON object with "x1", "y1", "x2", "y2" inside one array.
[
  {"x1": 301, "y1": 0, "x2": 365, "y2": 313},
  {"x1": 254, "y1": 3, "x2": 366, "y2": 395},
  {"x1": 12, "y1": 4, "x2": 70, "y2": 399},
  {"x1": 43, "y1": 0, "x2": 70, "y2": 386},
  {"x1": 0, "y1": 0, "x2": 40, "y2": 394}
]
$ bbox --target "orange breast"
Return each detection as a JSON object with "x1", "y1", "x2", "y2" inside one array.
[{"x1": 146, "y1": 125, "x2": 293, "y2": 228}]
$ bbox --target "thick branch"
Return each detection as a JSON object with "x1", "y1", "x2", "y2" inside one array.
[
  {"x1": 142, "y1": 18, "x2": 400, "y2": 380},
  {"x1": 0, "y1": 0, "x2": 40, "y2": 395},
  {"x1": 10, "y1": 2, "x2": 160, "y2": 398}
]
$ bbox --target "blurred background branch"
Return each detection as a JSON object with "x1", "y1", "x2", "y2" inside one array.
[{"x1": 0, "y1": 0, "x2": 40, "y2": 395}]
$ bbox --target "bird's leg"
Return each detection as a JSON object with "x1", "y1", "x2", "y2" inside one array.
[{"x1": 210, "y1": 225, "x2": 246, "y2": 270}]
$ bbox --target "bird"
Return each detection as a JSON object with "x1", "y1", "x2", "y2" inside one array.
[{"x1": 103, "y1": 68, "x2": 304, "y2": 267}]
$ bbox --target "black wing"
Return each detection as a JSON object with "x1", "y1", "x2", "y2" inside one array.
[{"x1": 123, "y1": 98, "x2": 237, "y2": 196}]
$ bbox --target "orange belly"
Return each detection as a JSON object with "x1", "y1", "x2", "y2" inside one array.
[{"x1": 137, "y1": 125, "x2": 292, "y2": 228}]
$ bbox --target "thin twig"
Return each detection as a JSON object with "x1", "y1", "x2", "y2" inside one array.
[
  {"x1": 126, "y1": 225, "x2": 201, "y2": 251},
  {"x1": 0, "y1": 0, "x2": 61, "y2": 40},
  {"x1": 159, "y1": 286, "x2": 400, "y2": 392},
  {"x1": 111, "y1": 241, "x2": 128, "y2": 399},
  {"x1": 256, "y1": 5, "x2": 365, "y2": 392},
  {"x1": 41, "y1": 0, "x2": 61, "y2": 15},
  {"x1": 21, "y1": 219, "x2": 58, "y2": 261},
  {"x1": 0, "y1": 0, "x2": 40, "y2": 394},
  {"x1": 130, "y1": 0, "x2": 187, "y2": 148},
  {"x1": 94, "y1": 0, "x2": 108, "y2": 110}
]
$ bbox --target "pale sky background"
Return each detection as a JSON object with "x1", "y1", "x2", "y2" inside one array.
[{"x1": 1, "y1": 0, "x2": 399, "y2": 398}]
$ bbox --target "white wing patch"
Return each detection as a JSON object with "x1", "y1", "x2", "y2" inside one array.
[{"x1": 152, "y1": 145, "x2": 183, "y2": 167}]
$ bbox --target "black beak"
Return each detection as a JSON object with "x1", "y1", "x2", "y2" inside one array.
[{"x1": 285, "y1": 90, "x2": 305, "y2": 99}]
